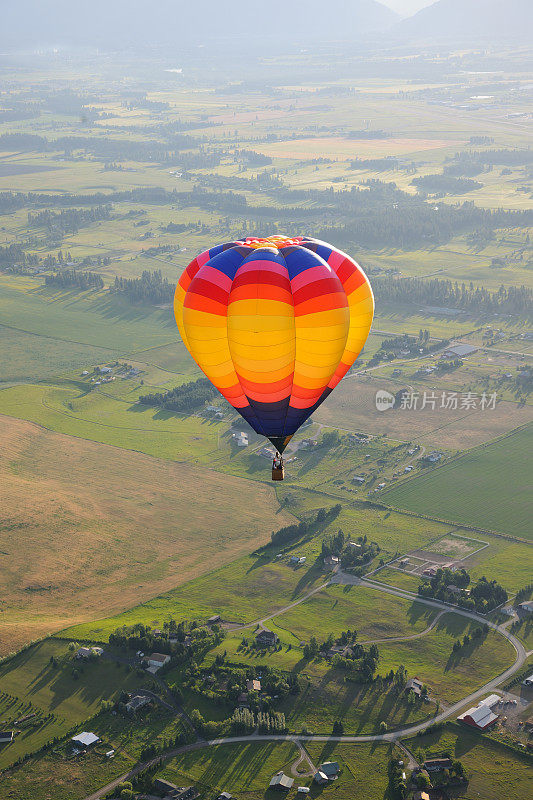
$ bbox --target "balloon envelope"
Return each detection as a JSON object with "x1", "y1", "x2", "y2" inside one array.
[{"x1": 174, "y1": 236, "x2": 374, "y2": 453}]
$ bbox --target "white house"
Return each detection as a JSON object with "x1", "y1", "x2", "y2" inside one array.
[
  {"x1": 233, "y1": 432, "x2": 249, "y2": 447},
  {"x1": 147, "y1": 653, "x2": 170, "y2": 672}
]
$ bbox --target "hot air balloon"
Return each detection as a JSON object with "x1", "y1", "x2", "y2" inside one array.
[{"x1": 174, "y1": 235, "x2": 374, "y2": 479}]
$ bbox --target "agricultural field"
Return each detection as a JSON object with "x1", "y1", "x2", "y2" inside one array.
[
  {"x1": 314, "y1": 374, "x2": 533, "y2": 451},
  {"x1": 402, "y1": 722, "x2": 533, "y2": 800},
  {"x1": 0, "y1": 275, "x2": 179, "y2": 353},
  {"x1": 382, "y1": 424, "x2": 533, "y2": 539},
  {"x1": 0, "y1": 414, "x2": 292, "y2": 653}
]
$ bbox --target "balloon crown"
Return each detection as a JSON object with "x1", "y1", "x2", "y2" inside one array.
[{"x1": 239, "y1": 235, "x2": 303, "y2": 250}]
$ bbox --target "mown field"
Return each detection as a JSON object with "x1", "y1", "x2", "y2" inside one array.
[
  {"x1": 382, "y1": 425, "x2": 533, "y2": 539},
  {"x1": 0, "y1": 414, "x2": 293, "y2": 653},
  {"x1": 403, "y1": 722, "x2": 533, "y2": 800}
]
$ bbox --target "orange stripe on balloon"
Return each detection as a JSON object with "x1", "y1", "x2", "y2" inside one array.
[
  {"x1": 294, "y1": 293, "x2": 347, "y2": 316},
  {"x1": 184, "y1": 294, "x2": 228, "y2": 316}
]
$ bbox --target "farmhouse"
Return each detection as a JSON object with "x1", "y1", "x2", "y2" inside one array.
[
  {"x1": 125, "y1": 694, "x2": 151, "y2": 713},
  {"x1": 522, "y1": 674, "x2": 533, "y2": 687},
  {"x1": 216, "y1": 793, "x2": 232, "y2": 800},
  {"x1": 406, "y1": 677, "x2": 424, "y2": 697},
  {"x1": 71, "y1": 731, "x2": 100, "y2": 749},
  {"x1": 147, "y1": 653, "x2": 171, "y2": 671},
  {"x1": 518, "y1": 601, "x2": 533, "y2": 614},
  {"x1": 324, "y1": 555, "x2": 340, "y2": 569},
  {"x1": 423, "y1": 758, "x2": 452, "y2": 772},
  {"x1": 246, "y1": 679, "x2": 261, "y2": 692},
  {"x1": 255, "y1": 629, "x2": 279, "y2": 647},
  {"x1": 352, "y1": 476, "x2": 365, "y2": 484},
  {"x1": 0, "y1": 731, "x2": 14, "y2": 743},
  {"x1": 233, "y1": 432, "x2": 249, "y2": 447},
  {"x1": 314, "y1": 761, "x2": 340, "y2": 784},
  {"x1": 413, "y1": 793, "x2": 430, "y2": 800},
  {"x1": 97, "y1": 366, "x2": 112, "y2": 374},
  {"x1": 426, "y1": 451, "x2": 443, "y2": 463},
  {"x1": 269, "y1": 772, "x2": 294, "y2": 791},
  {"x1": 207, "y1": 614, "x2": 221, "y2": 625}
]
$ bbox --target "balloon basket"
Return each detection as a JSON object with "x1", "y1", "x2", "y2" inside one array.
[{"x1": 272, "y1": 466, "x2": 285, "y2": 481}]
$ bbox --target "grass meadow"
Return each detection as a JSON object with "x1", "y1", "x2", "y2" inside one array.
[
  {"x1": 403, "y1": 722, "x2": 533, "y2": 800},
  {"x1": 0, "y1": 639, "x2": 145, "y2": 769}
]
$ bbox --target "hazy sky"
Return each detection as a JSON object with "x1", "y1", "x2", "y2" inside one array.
[{"x1": 381, "y1": 0, "x2": 436, "y2": 16}]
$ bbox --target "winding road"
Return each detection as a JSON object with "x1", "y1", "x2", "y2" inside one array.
[{"x1": 83, "y1": 569, "x2": 532, "y2": 800}]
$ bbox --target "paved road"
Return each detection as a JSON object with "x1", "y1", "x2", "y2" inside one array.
[{"x1": 83, "y1": 573, "x2": 531, "y2": 799}]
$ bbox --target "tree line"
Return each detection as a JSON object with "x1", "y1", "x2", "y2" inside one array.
[
  {"x1": 139, "y1": 377, "x2": 218, "y2": 414},
  {"x1": 45, "y1": 270, "x2": 104, "y2": 290},
  {"x1": 411, "y1": 174, "x2": 482, "y2": 195},
  {"x1": 269, "y1": 504, "x2": 341, "y2": 548},
  {"x1": 29, "y1": 205, "x2": 111, "y2": 234},
  {"x1": 372, "y1": 275, "x2": 532, "y2": 317},
  {"x1": 112, "y1": 269, "x2": 175, "y2": 304}
]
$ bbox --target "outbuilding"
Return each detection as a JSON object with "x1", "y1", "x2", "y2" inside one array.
[
  {"x1": 269, "y1": 772, "x2": 294, "y2": 791},
  {"x1": 71, "y1": 732, "x2": 100, "y2": 749},
  {"x1": 457, "y1": 702, "x2": 498, "y2": 729}
]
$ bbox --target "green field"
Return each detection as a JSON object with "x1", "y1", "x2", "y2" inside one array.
[
  {"x1": 0, "y1": 276, "x2": 180, "y2": 354},
  {"x1": 0, "y1": 640, "x2": 145, "y2": 769},
  {"x1": 382, "y1": 425, "x2": 533, "y2": 539},
  {"x1": 270, "y1": 584, "x2": 437, "y2": 644},
  {"x1": 403, "y1": 722, "x2": 533, "y2": 800},
  {"x1": 157, "y1": 742, "x2": 299, "y2": 797},
  {"x1": 377, "y1": 614, "x2": 516, "y2": 702}
]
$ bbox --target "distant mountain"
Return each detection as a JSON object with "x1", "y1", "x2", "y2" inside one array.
[
  {"x1": 395, "y1": 0, "x2": 533, "y2": 42},
  {"x1": 0, "y1": 0, "x2": 399, "y2": 51}
]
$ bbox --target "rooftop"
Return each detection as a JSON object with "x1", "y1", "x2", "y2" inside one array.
[
  {"x1": 71, "y1": 731, "x2": 99, "y2": 747},
  {"x1": 269, "y1": 772, "x2": 294, "y2": 789}
]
